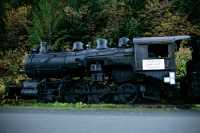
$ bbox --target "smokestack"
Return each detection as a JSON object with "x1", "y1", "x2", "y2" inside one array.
[{"x1": 39, "y1": 41, "x2": 48, "y2": 53}]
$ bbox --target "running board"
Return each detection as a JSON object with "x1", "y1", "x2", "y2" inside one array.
[{"x1": 142, "y1": 94, "x2": 160, "y2": 101}]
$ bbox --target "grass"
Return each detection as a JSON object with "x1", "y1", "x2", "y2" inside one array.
[
  {"x1": 192, "y1": 104, "x2": 200, "y2": 110},
  {"x1": 0, "y1": 100, "x2": 135, "y2": 111},
  {"x1": 1, "y1": 99, "x2": 200, "y2": 112}
]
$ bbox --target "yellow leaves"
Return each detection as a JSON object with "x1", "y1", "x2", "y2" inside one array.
[
  {"x1": 15, "y1": 75, "x2": 25, "y2": 84},
  {"x1": 0, "y1": 74, "x2": 27, "y2": 96},
  {"x1": 64, "y1": 6, "x2": 79, "y2": 17},
  {"x1": 144, "y1": 32, "x2": 153, "y2": 36},
  {"x1": 145, "y1": 0, "x2": 160, "y2": 10},
  {"x1": 0, "y1": 79, "x2": 6, "y2": 95},
  {"x1": 6, "y1": 6, "x2": 31, "y2": 28},
  {"x1": 160, "y1": 21, "x2": 170, "y2": 29},
  {"x1": 149, "y1": 9, "x2": 200, "y2": 36},
  {"x1": 0, "y1": 50, "x2": 25, "y2": 77}
]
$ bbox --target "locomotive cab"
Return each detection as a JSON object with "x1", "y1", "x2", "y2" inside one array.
[{"x1": 133, "y1": 36, "x2": 190, "y2": 86}]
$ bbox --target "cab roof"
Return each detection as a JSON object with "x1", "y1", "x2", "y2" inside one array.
[{"x1": 133, "y1": 35, "x2": 191, "y2": 45}]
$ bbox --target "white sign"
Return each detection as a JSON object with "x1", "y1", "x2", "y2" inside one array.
[
  {"x1": 164, "y1": 72, "x2": 176, "y2": 85},
  {"x1": 142, "y1": 59, "x2": 165, "y2": 70}
]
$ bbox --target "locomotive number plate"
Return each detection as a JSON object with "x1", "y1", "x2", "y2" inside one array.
[{"x1": 142, "y1": 59, "x2": 165, "y2": 70}]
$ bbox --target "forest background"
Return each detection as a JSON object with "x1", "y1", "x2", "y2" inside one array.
[{"x1": 0, "y1": 0, "x2": 200, "y2": 95}]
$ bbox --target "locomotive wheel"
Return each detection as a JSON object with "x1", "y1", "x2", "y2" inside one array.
[
  {"x1": 87, "y1": 84, "x2": 101, "y2": 103},
  {"x1": 114, "y1": 83, "x2": 138, "y2": 104},
  {"x1": 87, "y1": 95, "x2": 100, "y2": 103},
  {"x1": 101, "y1": 85, "x2": 112, "y2": 103},
  {"x1": 64, "y1": 95, "x2": 79, "y2": 103},
  {"x1": 87, "y1": 83, "x2": 111, "y2": 103},
  {"x1": 62, "y1": 81, "x2": 84, "y2": 103}
]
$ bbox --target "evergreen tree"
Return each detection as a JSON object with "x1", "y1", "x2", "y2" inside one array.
[
  {"x1": 0, "y1": 1, "x2": 5, "y2": 33},
  {"x1": 28, "y1": 0, "x2": 65, "y2": 47},
  {"x1": 67, "y1": 0, "x2": 81, "y2": 11},
  {"x1": 126, "y1": 0, "x2": 145, "y2": 11},
  {"x1": 172, "y1": 0, "x2": 200, "y2": 24}
]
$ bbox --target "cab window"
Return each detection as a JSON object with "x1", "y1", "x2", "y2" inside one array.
[{"x1": 148, "y1": 44, "x2": 168, "y2": 58}]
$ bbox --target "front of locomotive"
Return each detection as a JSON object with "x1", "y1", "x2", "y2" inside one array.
[{"x1": 21, "y1": 41, "x2": 87, "y2": 98}]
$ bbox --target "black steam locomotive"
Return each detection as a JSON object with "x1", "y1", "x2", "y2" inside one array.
[{"x1": 11, "y1": 36, "x2": 193, "y2": 103}]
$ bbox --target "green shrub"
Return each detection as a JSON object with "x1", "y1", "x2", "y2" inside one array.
[
  {"x1": 28, "y1": 0, "x2": 65, "y2": 47},
  {"x1": 176, "y1": 47, "x2": 192, "y2": 79},
  {"x1": 0, "y1": 50, "x2": 27, "y2": 96}
]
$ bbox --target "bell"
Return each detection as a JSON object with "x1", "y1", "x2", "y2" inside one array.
[{"x1": 118, "y1": 37, "x2": 130, "y2": 47}]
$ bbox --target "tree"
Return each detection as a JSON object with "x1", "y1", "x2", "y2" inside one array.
[
  {"x1": 63, "y1": 0, "x2": 110, "y2": 45},
  {"x1": 149, "y1": 11, "x2": 200, "y2": 36},
  {"x1": 67, "y1": 0, "x2": 81, "y2": 11},
  {"x1": 126, "y1": 0, "x2": 145, "y2": 11},
  {"x1": 28, "y1": 0, "x2": 65, "y2": 47},
  {"x1": 5, "y1": 6, "x2": 31, "y2": 50},
  {"x1": 172, "y1": 0, "x2": 200, "y2": 24},
  {"x1": 94, "y1": 0, "x2": 142, "y2": 44},
  {"x1": 0, "y1": 1, "x2": 5, "y2": 33}
]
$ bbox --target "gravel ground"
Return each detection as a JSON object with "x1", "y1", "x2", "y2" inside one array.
[{"x1": 0, "y1": 108, "x2": 200, "y2": 133}]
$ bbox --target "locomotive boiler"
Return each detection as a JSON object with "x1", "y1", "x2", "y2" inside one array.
[{"x1": 19, "y1": 36, "x2": 190, "y2": 103}]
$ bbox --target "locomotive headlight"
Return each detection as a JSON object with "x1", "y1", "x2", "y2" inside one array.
[{"x1": 164, "y1": 72, "x2": 176, "y2": 85}]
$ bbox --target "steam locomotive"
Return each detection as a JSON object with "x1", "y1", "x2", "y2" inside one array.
[{"x1": 9, "y1": 35, "x2": 194, "y2": 103}]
